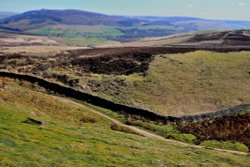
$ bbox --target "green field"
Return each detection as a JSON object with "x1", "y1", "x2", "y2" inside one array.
[
  {"x1": 27, "y1": 25, "x2": 124, "y2": 38},
  {"x1": 119, "y1": 25, "x2": 182, "y2": 31},
  {"x1": 1, "y1": 78, "x2": 250, "y2": 166},
  {"x1": 26, "y1": 25, "x2": 123, "y2": 46},
  {"x1": 25, "y1": 24, "x2": 185, "y2": 45}
]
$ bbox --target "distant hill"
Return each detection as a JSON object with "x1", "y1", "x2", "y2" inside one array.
[
  {"x1": 0, "y1": 12, "x2": 17, "y2": 20},
  {"x1": 1, "y1": 9, "x2": 250, "y2": 41},
  {"x1": 119, "y1": 29, "x2": 250, "y2": 47},
  {"x1": 0, "y1": 9, "x2": 127, "y2": 30}
]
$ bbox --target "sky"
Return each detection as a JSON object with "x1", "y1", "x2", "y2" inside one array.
[{"x1": 1, "y1": 0, "x2": 250, "y2": 20}]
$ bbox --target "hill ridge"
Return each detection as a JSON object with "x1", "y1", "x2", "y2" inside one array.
[{"x1": 1, "y1": 9, "x2": 250, "y2": 33}]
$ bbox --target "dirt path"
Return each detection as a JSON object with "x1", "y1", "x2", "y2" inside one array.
[{"x1": 53, "y1": 96, "x2": 249, "y2": 156}]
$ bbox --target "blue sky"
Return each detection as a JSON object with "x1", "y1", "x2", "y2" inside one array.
[{"x1": 1, "y1": 0, "x2": 250, "y2": 20}]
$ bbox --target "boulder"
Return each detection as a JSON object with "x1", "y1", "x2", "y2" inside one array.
[{"x1": 24, "y1": 118, "x2": 44, "y2": 125}]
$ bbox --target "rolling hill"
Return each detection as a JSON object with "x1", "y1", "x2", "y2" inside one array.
[
  {"x1": 1, "y1": 9, "x2": 123, "y2": 28},
  {"x1": 0, "y1": 22, "x2": 250, "y2": 165},
  {"x1": 1, "y1": 9, "x2": 250, "y2": 42},
  {"x1": 0, "y1": 74, "x2": 249, "y2": 167},
  {"x1": 1, "y1": 45, "x2": 250, "y2": 117},
  {"x1": 1, "y1": 75, "x2": 249, "y2": 166},
  {"x1": 1, "y1": 3, "x2": 250, "y2": 166},
  {"x1": 116, "y1": 29, "x2": 250, "y2": 47},
  {"x1": 0, "y1": 12, "x2": 17, "y2": 20}
]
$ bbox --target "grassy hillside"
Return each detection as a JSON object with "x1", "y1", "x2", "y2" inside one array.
[
  {"x1": 0, "y1": 78, "x2": 250, "y2": 166},
  {"x1": 1, "y1": 50, "x2": 249, "y2": 116},
  {"x1": 76, "y1": 51, "x2": 250, "y2": 116}
]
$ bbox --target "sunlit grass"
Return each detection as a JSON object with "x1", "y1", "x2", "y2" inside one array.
[
  {"x1": 83, "y1": 51, "x2": 250, "y2": 116},
  {"x1": 0, "y1": 78, "x2": 249, "y2": 166}
]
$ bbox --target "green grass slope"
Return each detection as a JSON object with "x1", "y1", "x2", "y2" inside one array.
[
  {"x1": 0, "y1": 78, "x2": 250, "y2": 166},
  {"x1": 83, "y1": 51, "x2": 250, "y2": 116},
  {"x1": 1, "y1": 50, "x2": 249, "y2": 116}
]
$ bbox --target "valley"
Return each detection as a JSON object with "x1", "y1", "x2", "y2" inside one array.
[
  {"x1": 0, "y1": 38, "x2": 250, "y2": 153},
  {"x1": 1, "y1": 9, "x2": 250, "y2": 44},
  {"x1": 1, "y1": 46, "x2": 249, "y2": 116},
  {"x1": 0, "y1": 6, "x2": 250, "y2": 166}
]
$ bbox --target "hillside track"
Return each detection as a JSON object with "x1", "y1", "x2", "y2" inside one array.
[{"x1": 53, "y1": 95, "x2": 249, "y2": 156}]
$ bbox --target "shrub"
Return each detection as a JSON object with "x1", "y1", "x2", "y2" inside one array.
[
  {"x1": 79, "y1": 116, "x2": 97, "y2": 123},
  {"x1": 168, "y1": 133, "x2": 197, "y2": 143},
  {"x1": 200, "y1": 140, "x2": 249, "y2": 152},
  {"x1": 110, "y1": 124, "x2": 140, "y2": 135},
  {"x1": 128, "y1": 120, "x2": 197, "y2": 143}
]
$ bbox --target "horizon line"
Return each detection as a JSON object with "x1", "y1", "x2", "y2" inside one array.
[{"x1": 1, "y1": 8, "x2": 250, "y2": 22}]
